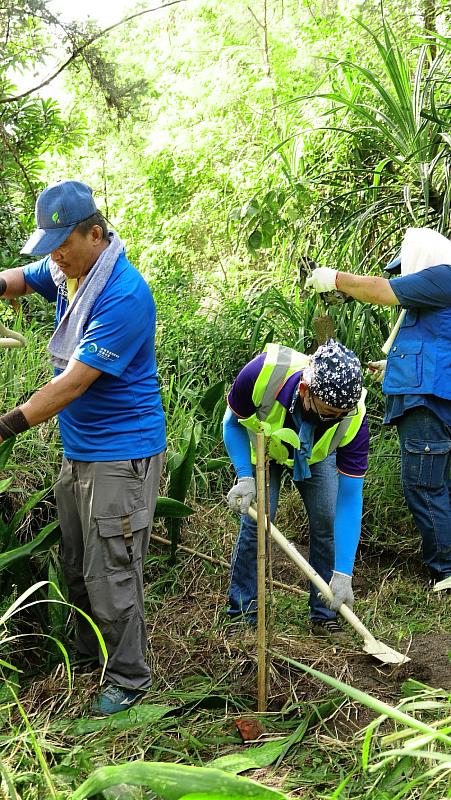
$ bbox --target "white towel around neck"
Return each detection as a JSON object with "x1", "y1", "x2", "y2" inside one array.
[{"x1": 47, "y1": 231, "x2": 124, "y2": 370}]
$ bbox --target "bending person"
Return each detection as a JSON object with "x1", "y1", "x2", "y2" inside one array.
[{"x1": 223, "y1": 339, "x2": 369, "y2": 637}]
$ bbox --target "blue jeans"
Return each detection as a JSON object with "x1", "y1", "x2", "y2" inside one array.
[
  {"x1": 228, "y1": 454, "x2": 338, "y2": 623},
  {"x1": 396, "y1": 408, "x2": 451, "y2": 579}
]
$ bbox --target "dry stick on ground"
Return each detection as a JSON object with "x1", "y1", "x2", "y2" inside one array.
[{"x1": 149, "y1": 533, "x2": 308, "y2": 597}]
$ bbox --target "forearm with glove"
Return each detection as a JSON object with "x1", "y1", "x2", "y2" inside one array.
[
  {"x1": 223, "y1": 407, "x2": 256, "y2": 514},
  {"x1": 367, "y1": 360, "x2": 386, "y2": 383},
  {"x1": 326, "y1": 473, "x2": 364, "y2": 611},
  {"x1": 305, "y1": 267, "x2": 398, "y2": 305}
]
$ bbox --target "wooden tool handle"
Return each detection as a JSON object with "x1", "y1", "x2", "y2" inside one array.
[{"x1": 247, "y1": 505, "x2": 377, "y2": 645}]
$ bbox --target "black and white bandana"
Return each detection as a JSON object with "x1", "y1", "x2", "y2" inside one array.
[{"x1": 304, "y1": 339, "x2": 363, "y2": 408}]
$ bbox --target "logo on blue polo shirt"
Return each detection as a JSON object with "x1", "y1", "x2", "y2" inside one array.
[{"x1": 87, "y1": 343, "x2": 98, "y2": 353}]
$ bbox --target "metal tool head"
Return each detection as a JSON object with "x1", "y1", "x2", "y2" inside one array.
[
  {"x1": 433, "y1": 576, "x2": 451, "y2": 592},
  {"x1": 362, "y1": 638, "x2": 411, "y2": 665}
]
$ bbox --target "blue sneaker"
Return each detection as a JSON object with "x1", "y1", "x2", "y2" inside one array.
[{"x1": 91, "y1": 684, "x2": 144, "y2": 716}]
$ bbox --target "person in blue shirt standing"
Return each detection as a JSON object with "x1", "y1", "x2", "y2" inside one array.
[
  {"x1": 306, "y1": 228, "x2": 451, "y2": 585},
  {"x1": 0, "y1": 179, "x2": 166, "y2": 715}
]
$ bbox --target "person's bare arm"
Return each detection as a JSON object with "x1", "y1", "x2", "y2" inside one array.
[
  {"x1": 18, "y1": 358, "x2": 102, "y2": 427},
  {"x1": 0, "y1": 268, "x2": 34, "y2": 297},
  {"x1": 336, "y1": 272, "x2": 399, "y2": 306}
]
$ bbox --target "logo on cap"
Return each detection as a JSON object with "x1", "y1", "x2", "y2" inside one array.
[{"x1": 52, "y1": 211, "x2": 60, "y2": 224}]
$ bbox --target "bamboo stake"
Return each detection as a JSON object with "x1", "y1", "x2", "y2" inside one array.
[
  {"x1": 255, "y1": 431, "x2": 267, "y2": 712},
  {"x1": 264, "y1": 448, "x2": 273, "y2": 703}
]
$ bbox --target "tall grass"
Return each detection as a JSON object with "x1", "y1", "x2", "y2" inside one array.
[{"x1": 275, "y1": 653, "x2": 451, "y2": 800}]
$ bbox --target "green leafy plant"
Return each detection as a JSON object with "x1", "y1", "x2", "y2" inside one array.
[
  {"x1": 71, "y1": 761, "x2": 289, "y2": 800},
  {"x1": 276, "y1": 653, "x2": 451, "y2": 800},
  {"x1": 284, "y1": 16, "x2": 451, "y2": 267},
  {"x1": 0, "y1": 580, "x2": 107, "y2": 800},
  {"x1": 0, "y1": 438, "x2": 60, "y2": 597}
]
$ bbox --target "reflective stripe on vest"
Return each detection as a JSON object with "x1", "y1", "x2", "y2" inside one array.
[{"x1": 254, "y1": 344, "x2": 309, "y2": 417}]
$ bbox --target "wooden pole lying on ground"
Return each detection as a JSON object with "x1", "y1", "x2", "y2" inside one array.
[
  {"x1": 255, "y1": 431, "x2": 267, "y2": 712},
  {"x1": 149, "y1": 532, "x2": 308, "y2": 597}
]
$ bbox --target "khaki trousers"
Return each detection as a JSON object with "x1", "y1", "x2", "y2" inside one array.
[{"x1": 55, "y1": 453, "x2": 164, "y2": 689}]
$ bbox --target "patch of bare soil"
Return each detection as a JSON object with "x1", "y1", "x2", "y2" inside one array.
[{"x1": 143, "y1": 506, "x2": 451, "y2": 730}]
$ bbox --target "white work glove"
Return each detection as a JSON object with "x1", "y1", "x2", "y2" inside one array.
[
  {"x1": 326, "y1": 571, "x2": 354, "y2": 611},
  {"x1": 227, "y1": 477, "x2": 256, "y2": 515},
  {"x1": 367, "y1": 360, "x2": 387, "y2": 383},
  {"x1": 305, "y1": 267, "x2": 337, "y2": 293}
]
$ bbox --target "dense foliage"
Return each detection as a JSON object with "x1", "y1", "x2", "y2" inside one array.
[{"x1": 0, "y1": 1, "x2": 451, "y2": 798}]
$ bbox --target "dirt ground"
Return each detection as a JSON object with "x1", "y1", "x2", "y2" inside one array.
[
  {"x1": 20, "y1": 502, "x2": 451, "y2": 738},
  {"x1": 143, "y1": 505, "x2": 451, "y2": 729}
]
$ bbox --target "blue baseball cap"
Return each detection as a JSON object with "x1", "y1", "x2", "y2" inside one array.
[{"x1": 21, "y1": 180, "x2": 98, "y2": 256}]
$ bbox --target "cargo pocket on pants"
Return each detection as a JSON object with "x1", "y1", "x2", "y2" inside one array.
[
  {"x1": 403, "y1": 440, "x2": 451, "y2": 489},
  {"x1": 97, "y1": 507, "x2": 150, "y2": 571}
]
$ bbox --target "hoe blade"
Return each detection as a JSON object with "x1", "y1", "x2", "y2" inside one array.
[{"x1": 362, "y1": 638, "x2": 410, "y2": 665}]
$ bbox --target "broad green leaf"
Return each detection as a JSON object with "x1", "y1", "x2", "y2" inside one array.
[
  {"x1": 208, "y1": 701, "x2": 338, "y2": 775},
  {"x1": 247, "y1": 229, "x2": 263, "y2": 251},
  {"x1": 66, "y1": 703, "x2": 173, "y2": 736},
  {"x1": 271, "y1": 428, "x2": 300, "y2": 449},
  {"x1": 204, "y1": 457, "x2": 229, "y2": 472},
  {"x1": 0, "y1": 521, "x2": 60, "y2": 572},
  {"x1": 0, "y1": 477, "x2": 12, "y2": 493},
  {"x1": 154, "y1": 498, "x2": 193, "y2": 518},
  {"x1": 242, "y1": 203, "x2": 259, "y2": 220},
  {"x1": 199, "y1": 381, "x2": 225, "y2": 415},
  {"x1": 259, "y1": 421, "x2": 272, "y2": 437},
  {"x1": 401, "y1": 680, "x2": 438, "y2": 698},
  {"x1": 0, "y1": 439, "x2": 15, "y2": 470},
  {"x1": 208, "y1": 738, "x2": 287, "y2": 773},
  {"x1": 168, "y1": 424, "x2": 199, "y2": 503},
  {"x1": 71, "y1": 762, "x2": 288, "y2": 800}
]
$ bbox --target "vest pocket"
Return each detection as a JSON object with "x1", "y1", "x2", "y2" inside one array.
[
  {"x1": 401, "y1": 309, "x2": 418, "y2": 327},
  {"x1": 403, "y1": 439, "x2": 451, "y2": 488},
  {"x1": 385, "y1": 341, "x2": 423, "y2": 389}
]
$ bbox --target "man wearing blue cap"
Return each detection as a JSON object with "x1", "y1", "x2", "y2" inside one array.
[
  {"x1": 224, "y1": 339, "x2": 369, "y2": 635},
  {"x1": 0, "y1": 179, "x2": 166, "y2": 715},
  {"x1": 306, "y1": 227, "x2": 451, "y2": 586}
]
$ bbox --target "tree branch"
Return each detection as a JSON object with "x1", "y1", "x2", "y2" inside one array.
[
  {"x1": 0, "y1": 122, "x2": 37, "y2": 200},
  {"x1": 0, "y1": 0, "x2": 188, "y2": 105}
]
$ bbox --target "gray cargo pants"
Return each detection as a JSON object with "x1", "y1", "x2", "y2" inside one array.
[{"x1": 55, "y1": 453, "x2": 164, "y2": 690}]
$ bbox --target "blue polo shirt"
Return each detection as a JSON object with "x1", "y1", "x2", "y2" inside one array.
[
  {"x1": 386, "y1": 265, "x2": 451, "y2": 425},
  {"x1": 23, "y1": 254, "x2": 166, "y2": 461}
]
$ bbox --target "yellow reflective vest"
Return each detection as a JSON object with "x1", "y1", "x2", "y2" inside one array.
[{"x1": 239, "y1": 343, "x2": 366, "y2": 467}]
